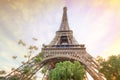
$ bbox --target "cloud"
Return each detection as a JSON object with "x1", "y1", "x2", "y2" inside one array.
[{"x1": 0, "y1": 0, "x2": 120, "y2": 79}]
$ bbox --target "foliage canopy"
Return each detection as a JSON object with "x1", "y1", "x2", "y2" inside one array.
[
  {"x1": 98, "y1": 55, "x2": 120, "y2": 80},
  {"x1": 49, "y1": 61, "x2": 85, "y2": 80}
]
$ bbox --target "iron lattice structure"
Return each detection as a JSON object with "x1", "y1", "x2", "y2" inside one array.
[{"x1": 5, "y1": 7, "x2": 104, "y2": 80}]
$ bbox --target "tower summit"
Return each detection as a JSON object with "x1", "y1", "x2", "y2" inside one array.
[
  {"x1": 59, "y1": 7, "x2": 70, "y2": 31},
  {"x1": 49, "y1": 7, "x2": 79, "y2": 46}
]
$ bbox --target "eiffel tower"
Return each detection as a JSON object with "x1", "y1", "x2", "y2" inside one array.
[{"x1": 4, "y1": 7, "x2": 104, "y2": 80}]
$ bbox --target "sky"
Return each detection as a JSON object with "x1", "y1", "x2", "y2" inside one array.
[{"x1": 0, "y1": 0, "x2": 120, "y2": 79}]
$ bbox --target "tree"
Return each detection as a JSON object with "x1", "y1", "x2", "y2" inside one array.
[
  {"x1": 49, "y1": 61, "x2": 85, "y2": 80},
  {"x1": 0, "y1": 38, "x2": 40, "y2": 80},
  {"x1": 99, "y1": 55, "x2": 120, "y2": 80},
  {"x1": 8, "y1": 75, "x2": 20, "y2": 80},
  {"x1": 0, "y1": 70, "x2": 6, "y2": 75}
]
